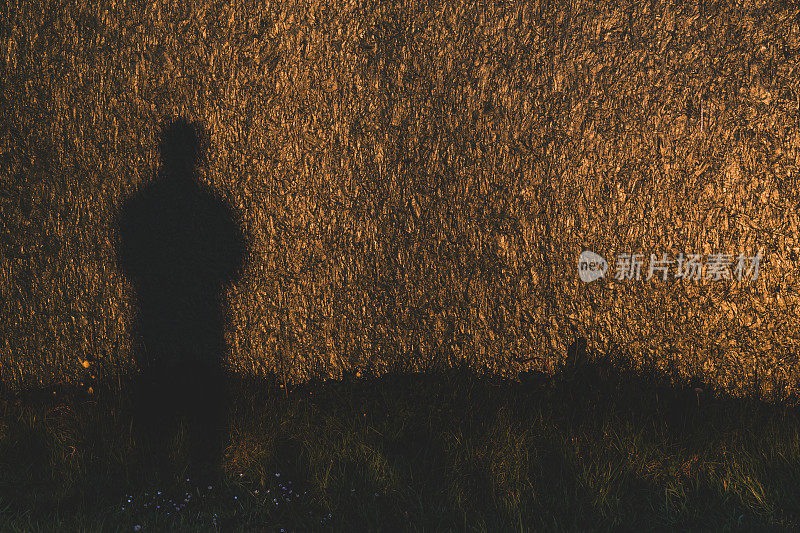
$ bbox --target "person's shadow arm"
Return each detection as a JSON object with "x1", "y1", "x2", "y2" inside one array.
[
  {"x1": 218, "y1": 197, "x2": 249, "y2": 287},
  {"x1": 200, "y1": 186, "x2": 249, "y2": 289}
]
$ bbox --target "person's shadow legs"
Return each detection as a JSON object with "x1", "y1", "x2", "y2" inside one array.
[
  {"x1": 129, "y1": 357, "x2": 228, "y2": 486},
  {"x1": 131, "y1": 364, "x2": 180, "y2": 482},
  {"x1": 184, "y1": 360, "x2": 228, "y2": 484}
]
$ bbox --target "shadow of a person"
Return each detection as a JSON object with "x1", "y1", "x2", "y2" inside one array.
[{"x1": 115, "y1": 117, "x2": 246, "y2": 485}]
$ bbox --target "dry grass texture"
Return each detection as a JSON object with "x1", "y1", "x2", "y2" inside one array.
[{"x1": 1, "y1": 0, "x2": 799, "y2": 398}]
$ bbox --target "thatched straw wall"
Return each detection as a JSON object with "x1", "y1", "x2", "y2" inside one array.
[{"x1": 1, "y1": 0, "x2": 799, "y2": 398}]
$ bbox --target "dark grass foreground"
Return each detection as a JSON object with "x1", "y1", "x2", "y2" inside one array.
[{"x1": 2, "y1": 351, "x2": 800, "y2": 532}]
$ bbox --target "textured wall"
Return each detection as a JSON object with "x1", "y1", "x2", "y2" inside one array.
[{"x1": 2, "y1": 0, "x2": 799, "y2": 398}]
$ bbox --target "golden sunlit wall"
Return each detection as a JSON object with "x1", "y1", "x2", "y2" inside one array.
[{"x1": 1, "y1": 0, "x2": 799, "y2": 398}]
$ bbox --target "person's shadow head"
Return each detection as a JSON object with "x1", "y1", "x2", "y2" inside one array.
[
  {"x1": 116, "y1": 115, "x2": 247, "y2": 484},
  {"x1": 158, "y1": 117, "x2": 207, "y2": 177}
]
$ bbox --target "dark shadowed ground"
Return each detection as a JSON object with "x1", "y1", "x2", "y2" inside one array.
[{"x1": 1, "y1": 342, "x2": 800, "y2": 531}]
